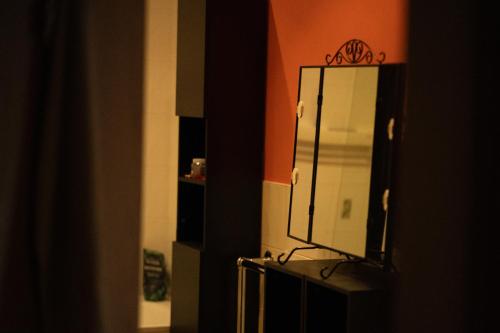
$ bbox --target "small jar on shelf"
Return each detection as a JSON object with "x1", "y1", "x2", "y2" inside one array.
[{"x1": 189, "y1": 158, "x2": 206, "y2": 180}]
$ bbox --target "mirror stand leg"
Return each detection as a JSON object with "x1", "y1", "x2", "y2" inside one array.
[
  {"x1": 277, "y1": 246, "x2": 319, "y2": 265},
  {"x1": 319, "y1": 259, "x2": 363, "y2": 279}
]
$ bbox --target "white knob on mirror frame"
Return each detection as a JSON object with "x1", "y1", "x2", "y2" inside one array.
[
  {"x1": 387, "y1": 118, "x2": 395, "y2": 140},
  {"x1": 382, "y1": 188, "x2": 390, "y2": 212},
  {"x1": 296, "y1": 100, "x2": 304, "y2": 118},
  {"x1": 291, "y1": 168, "x2": 299, "y2": 185}
]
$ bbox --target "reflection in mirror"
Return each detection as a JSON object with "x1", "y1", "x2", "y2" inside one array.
[
  {"x1": 311, "y1": 67, "x2": 379, "y2": 257},
  {"x1": 288, "y1": 68, "x2": 321, "y2": 241}
]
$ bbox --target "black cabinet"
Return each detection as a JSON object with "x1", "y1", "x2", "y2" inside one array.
[
  {"x1": 171, "y1": 1, "x2": 268, "y2": 332},
  {"x1": 176, "y1": 0, "x2": 206, "y2": 118},
  {"x1": 264, "y1": 260, "x2": 393, "y2": 333},
  {"x1": 171, "y1": 242, "x2": 201, "y2": 333}
]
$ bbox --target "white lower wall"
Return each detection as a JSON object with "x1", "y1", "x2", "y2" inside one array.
[{"x1": 260, "y1": 180, "x2": 340, "y2": 260}]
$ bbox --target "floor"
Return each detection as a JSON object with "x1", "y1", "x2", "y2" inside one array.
[{"x1": 138, "y1": 297, "x2": 170, "y2": 333}]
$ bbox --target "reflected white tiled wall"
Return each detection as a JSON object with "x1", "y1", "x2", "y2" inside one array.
[
  {"x1": 260, "y1": 180, "x2": 340, "y2": 260},
  {"x1": 141, "y1": 0, "x2": 178, "y2": 286}
]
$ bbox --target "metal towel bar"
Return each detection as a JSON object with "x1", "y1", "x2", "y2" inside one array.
[{"x1": 236, "y1": 254, "x2": 272, "y2": 333}]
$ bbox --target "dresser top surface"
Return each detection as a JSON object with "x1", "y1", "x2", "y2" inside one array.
[{"x1": 265, "y1": 259, "x2": 394, "y2": 294}]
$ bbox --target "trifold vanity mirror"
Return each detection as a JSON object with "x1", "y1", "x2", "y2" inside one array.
[{"x1": 287, "y1": 44, "x2": 405, "y2": 269}]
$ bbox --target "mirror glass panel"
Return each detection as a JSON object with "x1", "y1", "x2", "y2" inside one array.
[
  {"x1": 288, "y1": 68, "x2": 321, "y2": 241},
  {"x1": 311, "y1": 67, "x2": 379, "y2": 257}
]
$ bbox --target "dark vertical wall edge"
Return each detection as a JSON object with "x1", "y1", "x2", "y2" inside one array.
[{"x1": 393, "y1": 0, "x2": 484, "y2": 332}]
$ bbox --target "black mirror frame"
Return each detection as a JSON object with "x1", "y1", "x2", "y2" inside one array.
[{"x1": 287, "y1": 63, "x2": 406, "y2": 270}]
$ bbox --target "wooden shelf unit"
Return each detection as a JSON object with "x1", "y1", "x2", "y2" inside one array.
[{"x1": 264, "y1": 260, "x2": 393, "y2": 333}]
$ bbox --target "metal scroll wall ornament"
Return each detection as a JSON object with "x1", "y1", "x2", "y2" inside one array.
[{"x1": 325, "y1": 39, "x2": 386, "y2": 65}]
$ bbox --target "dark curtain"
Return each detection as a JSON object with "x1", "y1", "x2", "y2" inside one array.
[
  {"x1": 393, "y1": 0, "x2": 495, "y2": 332},
  {"x1": 0, "y1": 1, "x2": 144, "y2": 332}
]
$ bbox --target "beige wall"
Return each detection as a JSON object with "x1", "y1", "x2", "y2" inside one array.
[
  {"x1": 141, "y1": 0, "x2": 178, "y2": 285},
  {"x1": 141, "y1": 0, "x2": 337, "y2": 283}
]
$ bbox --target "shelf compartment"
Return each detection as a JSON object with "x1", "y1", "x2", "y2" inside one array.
[
  {"x1": 305, "y1": 281, "x2": 347, "y2": 333},
  {"x1": 264, "y1": 269, "x2": 302, "y2": 333},
  {"x1": 177, "y1": 181, "x2": 205, "y2": 245},
  {"x1": 178, "y1": 176, "x2": 206, "y2": 186},
  {"x1": 179, "y1": 117, "x2": 206, "y2": 178}
]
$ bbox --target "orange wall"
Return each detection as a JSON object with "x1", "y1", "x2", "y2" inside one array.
[{"x1": 264, "y1": 0, "x2": 408, "y2": 183}]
